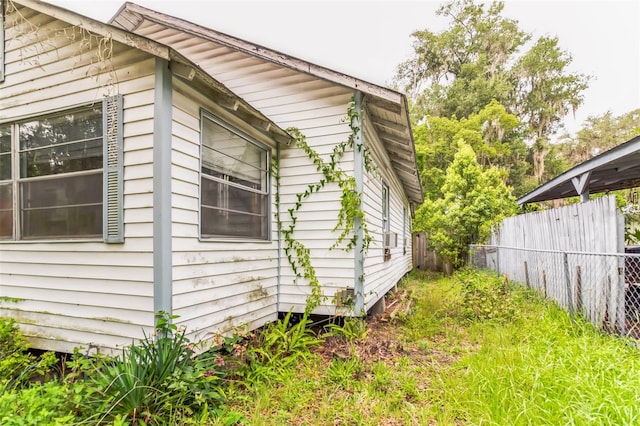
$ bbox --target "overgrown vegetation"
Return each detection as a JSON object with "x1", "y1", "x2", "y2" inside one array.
[
  {"x1": 4, "y1": 270, "x2": 640, "y2": 424},
  {"x1": 400, "y1": 0, "x2": 640, "y2": 271},
  {"x1": 414, "y1": 141, "x2": 518, "y2": 267}
]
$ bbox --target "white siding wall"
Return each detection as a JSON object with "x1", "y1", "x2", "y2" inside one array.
[
  {"x1": 251, "y1": 85, "x2": 357, "y2": 315},
  {"x1": 0, "y1": 6, "x2": 156, "y2": 353},
  {"x1": 209, "y1": 65, "x2": 359, "y2": 316},
  {"x1": 132, "y1": 21, "x2": 360, "y2": 315},
  {"x1": 362, "y1": 117, "x2": 412, "y2": 310},
  {"x1": 170, "y1": 79, "x2": 279, "y2": 341}
]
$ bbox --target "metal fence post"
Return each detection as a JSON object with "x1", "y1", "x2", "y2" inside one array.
[
  {"x1": 496, "y1": 246, "x2": 500, "y2": 276},
  {"x1": 564, "y1": 251, "x2": 574, "y2": 321}
]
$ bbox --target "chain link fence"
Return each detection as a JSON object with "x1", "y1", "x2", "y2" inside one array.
[{"x1": 469, "y1": 244, "x2": 640, "y2": 338}]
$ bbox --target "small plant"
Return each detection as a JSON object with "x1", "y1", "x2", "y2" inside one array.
[
  {"x1": 91, "y1": 311, "x2": 224, "y2": 424},
  {"x1": 0, "y1": 318, "x2": 58, "y2": 394},
  {"x1": 0, "y1": 381, "x2": 77, "y2": 425},
  {"x1": 245, "y1": 311, "x2": 322, "y2": 381},
  {"x1": 325, "y1": 317, "x2": 369, "y2": 343},
  {"x1": 327, "y1": 357, "x2": 364, "y2": 386}
]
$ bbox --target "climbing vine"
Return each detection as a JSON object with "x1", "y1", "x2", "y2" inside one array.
[{"x1": 274, "y1": 98, "x2": 375, "y2": 313}]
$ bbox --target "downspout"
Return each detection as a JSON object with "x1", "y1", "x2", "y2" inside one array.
[
  {"x1": 153, "y1": 57, "x2": 173, "y2": 320},
  {"x1": 353, "y1": 91, "x2": 365, "y2": 315}
]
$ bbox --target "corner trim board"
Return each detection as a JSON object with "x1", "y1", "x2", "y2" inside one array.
[
  {"x1": 353, "y1": 91, "x2": 365, "y2": 315},
  {"x1": 153, "y1": 57, "x2": 173, "y2": 318}
]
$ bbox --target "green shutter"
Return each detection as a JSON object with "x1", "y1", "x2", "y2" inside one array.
[{"x1": 103, "y1": 95, "x2": 124, "y2": 243}]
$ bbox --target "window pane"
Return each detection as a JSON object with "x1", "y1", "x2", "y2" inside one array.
[
  {"x1": 20, "y1": 138, "x2": 102, "y2": 178},
  {"x1": 19, "y1": 106, "x2": 102, "y2": 151},
  {"x1": 20, "y1": 172, "x2": 102, "y2": 238},
  {"x1": 0, "y1": 125, "x2": 10, "y2": 181},
  {"x1": 0, "y1": 154, "x2": 10, "y2": 181},
  {"x1": 0, "y1": 125, "x2": 9, "y2": 152},
  {"x1": 200, "y1": 114, "x2": 270, "y2": 240},
  {"x1": 202, "y1": 117, "x2": 267, "y2": 189},
  {"x1": 382, "y1": 184, "x2": 389, "y2": 232},
  {"x1": 19, "y1": 105, "x2": 103, "y2": 178},
  {"x1": 0, "y1": 184, "x2": 12, "y2": 239},
  {"x1": 201, "y1": 176, "x2": 268, "y2": 239}
]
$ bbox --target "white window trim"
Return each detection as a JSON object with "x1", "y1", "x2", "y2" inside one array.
[
  {"x1": 382, "y1": 182, "x2": 390, "y2": 234},
  {"x1": 199, "y1": 109, "x2": 272, "y2": 242}
]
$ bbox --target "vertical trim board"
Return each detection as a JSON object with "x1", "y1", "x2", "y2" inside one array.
[{"x1": 153, "y1": 57, "x2": 173, "y2": 316}]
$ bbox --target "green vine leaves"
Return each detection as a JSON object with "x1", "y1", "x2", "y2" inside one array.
[{"x1": 273, "y1": 98, "x2": 375, "y2": 313}]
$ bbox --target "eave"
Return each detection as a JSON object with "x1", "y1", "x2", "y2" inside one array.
[{"x1": 518, "y1": 134, "x2": 640, "y2": 205}]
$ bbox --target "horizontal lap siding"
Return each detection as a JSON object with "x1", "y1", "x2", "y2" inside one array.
[
  {"x1": 134, "y1": 22, "x2": 360, "y2": 315},
  {"x1": 171, "y1": 80, "x2": 279, "y2": 340},
  {"x1": 228, "y1": 70, "x2": 356, "y2": 315},
  {"x1": 362, "y1": 120, "x2": 412, "y2": 310},
  {"x1": 0, "y1": 7, "x2": 156, "y2": 354},
  {"x1": 270, "y1": 99, "x2": 356, "y2": 315}
]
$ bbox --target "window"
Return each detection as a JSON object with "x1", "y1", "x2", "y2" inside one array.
[
  {"x1": 0, "y1": 97, "x2": 123, "y2": 241},
  {"x1": 403, "y1": 206, "x2": 407, "y2": 255},
  {"x1": 382, "y1": 183, "x2": 390, "y2": 234},
  {"x1": 382, "y1": 183, "x2": 391, "y2": 260},
  {"x1": 200, "y1": 112, "x2": 270, "y2": 240},
  {"x1": 0, "y1": 125, "x2": 11, "y2": 238}
]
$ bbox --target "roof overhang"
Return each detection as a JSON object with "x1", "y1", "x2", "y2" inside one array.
[
  {"x1": 16, "y1": 0, "x2": 170, "y2": 60},
  {"x1": 110, "y1": 2, "x2": 423, "y2": 205},
  {"x1": 13, "y1": 0, "x2": 292, "y2": 145},
  {"x1": 518, "y1": 134, "x2": 640, "y2": 205}
]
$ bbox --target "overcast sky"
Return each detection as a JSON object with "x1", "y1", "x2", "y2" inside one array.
[{"x1": 48, "y1": 0, "x2": 640, "y2": 137}]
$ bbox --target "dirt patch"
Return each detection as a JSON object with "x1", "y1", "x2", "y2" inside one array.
[{"x1": 312, "y1": 289, "x2": 461, "y2": 367}]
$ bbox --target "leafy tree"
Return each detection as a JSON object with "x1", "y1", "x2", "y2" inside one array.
[
  {"x1": 395, "y1": 0, "x2": 589, "y2": 185},
  {"x1": 512, "y1": 36, "x2": 589, "y2": 181},
  {"x1": 397, "y1": 0, "x2": 527, "y2": 121},
  {"x1": 413, "y1": 142, "x2": 517, "y2": 267},
  {"x1": 413, "y1": 100, "x2": 530, "y2": 198},
  {"x1": 557, "y1": 108, "x2": 640, "y2": 167}
]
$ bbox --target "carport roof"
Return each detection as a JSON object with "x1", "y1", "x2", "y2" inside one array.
[{"x1": 518, "y1": 134, "x2": 640, "y2": 205}]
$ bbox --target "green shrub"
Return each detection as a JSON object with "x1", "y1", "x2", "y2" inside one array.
[
  {"x1": 454, "y1": 269, "x2": 523, "y2": 323},
  {"x1": 90, "y1": 312, "x2": 225, "y2": 424},
  {"x1": 0, "y1": 382, "x2": 76, "y2": 425},
  {"x1": 0, "y1": 318, "x2": 58, "y2": 393}
]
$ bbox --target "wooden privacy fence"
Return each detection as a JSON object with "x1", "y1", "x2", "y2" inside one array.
[
  {"x1": 412, "y1": 232, "x2": 442, "y2": 271},
  {"x1": 469, "y1": 196, "x2": 633, "y2": 336}
]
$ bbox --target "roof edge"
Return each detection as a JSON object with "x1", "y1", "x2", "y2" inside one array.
[
  {"x1": 518, "y1": 134, "x2": 640, "y2": 205},
  {"x1": 15, "y1": 0, "x2": 170, "y2": 60},
  {"x1": 112, "y1": 2, "x2": 404, "y2": 106},
  {"x1": 12, "y1": 1, "x2": 290, "y2": 145}
]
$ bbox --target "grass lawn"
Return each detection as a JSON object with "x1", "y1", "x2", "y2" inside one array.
[
  {"x1": 3, "y1": 269, "x2": 640, "y2": 425},
  {"x1": 213, "y1": 269, "x2": 640, "y2": 425}
]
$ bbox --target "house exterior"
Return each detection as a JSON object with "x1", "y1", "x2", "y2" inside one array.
[{"x1": 0, "y1": 0, "x2": 423, "y2": 354}]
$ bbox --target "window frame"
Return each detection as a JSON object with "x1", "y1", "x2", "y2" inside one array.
[
  {"x1": 0, "y1": 123, "x2": 12, "y2": 239},
  {"x1": 403, "y1": 205, "x2": 407, "y2": 255},
  {"x1": 0, "y1": 97, "x2": 123, "y2": 243},
  {"x1": 382, "y1": 182, "x2": 391, "y2": 261},
  {"x1": 199, "y1": 109, "x2": 271, "y2": 242},
  {"x1": 382, "y1": 182, "x2": 390, "y2": 234}
]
